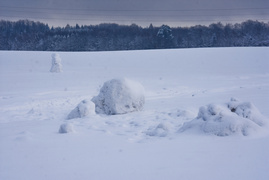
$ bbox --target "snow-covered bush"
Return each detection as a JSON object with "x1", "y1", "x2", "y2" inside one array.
[
  {"x1": 67, "y1": 100, "x2": 95, "y2": 119},
  {"x1": 179, "y1": 98, "x2": 268, "y2": 136},
  {"x1": 227, "y1": 97, "x2": 265, "y2": 126},
  {"x1": 59, "y1": 123, "x2": 74, "y2": 133},
  {"x1": 50, "y1": 53, "x2": 63, "y2": 73},
  {"x1": 91, "y1": 78, "x2": 145, "y2": 115}
]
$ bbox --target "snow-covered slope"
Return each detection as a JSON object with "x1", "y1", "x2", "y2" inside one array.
[{"x1": 0, "y1": 48, "x2": 269, "y2": 180}]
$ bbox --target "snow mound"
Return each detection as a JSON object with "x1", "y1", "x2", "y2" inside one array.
[
  {"x1": 146, "y1": 123, "x2": 170, "y2": 137},
  {"x1": 50, "y1": 53, "x2": 63, "y2": 73},
  {"x1": 179, "y1": 98, "x2": 268, "y2": 136},
  {"x1": 59, "y1": 123, "x2": 74, "y2": 133},
  {"x1": 228, "y1": 97, "x2": 266, "y2": 126},
  {"x1": 67, "y1": 100, "x2": 95, "y2": 119},
  {"x1": 91, "y1": 78, "x2": 145, "y2": 115}
]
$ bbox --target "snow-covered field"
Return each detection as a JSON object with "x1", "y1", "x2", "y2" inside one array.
[{"x1": 0, "y1": 47, "x2": 269, "y2": 180}]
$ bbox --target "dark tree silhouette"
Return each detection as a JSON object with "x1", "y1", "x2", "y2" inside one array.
[{"x1": 0, "y1": 20, "x2": 268, "y2": 51}]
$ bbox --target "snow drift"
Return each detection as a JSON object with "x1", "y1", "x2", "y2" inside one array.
[
  {"x1": 179, "y1": 98, "x2": 268, "y2": 136},
  {"x1": 91, "y1": 78, "x2": 145, "y2": 115}
]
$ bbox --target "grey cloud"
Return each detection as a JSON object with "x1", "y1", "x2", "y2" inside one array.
[{"x1": 0, "y1": 0, "x2": 268, "y2": 27}]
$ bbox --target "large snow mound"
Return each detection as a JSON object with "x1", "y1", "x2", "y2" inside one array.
[
  {"x1": 91, "y1": 78, "x2": 145, "y2": 115},
  {"x1": 179, "y1": 98, "x2": 268, "y2": 136}
]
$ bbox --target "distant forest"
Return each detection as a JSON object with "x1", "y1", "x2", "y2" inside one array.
[{"x1": 0, "y1": 19, "x2": 269, "y2": 51}]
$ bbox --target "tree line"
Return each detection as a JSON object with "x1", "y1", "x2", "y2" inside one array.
[{"x1": 0, "y1": 19, "x2": 268, "y2": 51}]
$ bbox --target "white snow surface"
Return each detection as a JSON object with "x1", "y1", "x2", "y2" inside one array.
[{"x1": 0, "y1": 47, "x2": 269, "y2": 180}]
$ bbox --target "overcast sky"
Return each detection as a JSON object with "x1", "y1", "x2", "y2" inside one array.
[{"x1": 0, "y1": 0, "x2": 268, "y2": 27}]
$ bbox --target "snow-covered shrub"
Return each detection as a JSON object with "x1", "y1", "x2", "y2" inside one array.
[
  {"x1": 67, "y1": 100, "x2": 95, "y2": 119},
  {"x1": 146, "y1": 123, "x2": 170, "y2": 137},
  {"x1": 59, "y1": 123, "x2": 74, "y2": 133},
  {"x1": 179, "y1": 98, "x2": 268, "y2": 136},
  {"x1": 50, "y1": 53, "x2": 62, "y2": 73},
  {"x1": 91, "y1": 78, "x2": 145, "y2": 115},
  {"x1": 228, "y1": 97, "x2": 265, "y2": 126}
]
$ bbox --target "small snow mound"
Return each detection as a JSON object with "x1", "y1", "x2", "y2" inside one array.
[
  {"x1": 179, "y1": 99, "x2": 268, "y2": 136},
  {"x1": 67, "y1": 100, "x2": 95, "y2": 119},
  {"x1": 228, "y1": 97, "x2": 265, "y2": 126},
  {"x1": 146, "y1": 123, "x2": 170, "y2": 137},
  {"x1": 92, "y1": 78, "x2": 145, "y2": 115},
  {"x1": 59, "y1": 123, "x2": 74, "y2": 133},
  {"x1": 50, "y1": 53, "x2": 63, "y2": 73}
]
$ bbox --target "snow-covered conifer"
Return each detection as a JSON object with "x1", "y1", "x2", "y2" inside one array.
[{"x1": 50, "y1": 53, "x2": 63, "y2": 73}]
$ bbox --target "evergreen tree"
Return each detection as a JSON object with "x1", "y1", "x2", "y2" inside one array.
[{"x1": 0, "y1": 19, "x2": 268, "y2": 51}]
